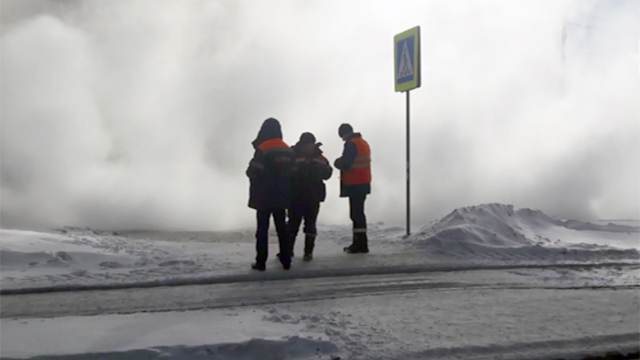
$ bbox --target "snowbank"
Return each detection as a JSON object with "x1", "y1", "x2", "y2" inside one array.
[
  {"x1": 0, "y1": 307, "x2": 337, "y2": 359},
  {"x1": 409, "y1": 203, "x2": 640, "y2": 260}
]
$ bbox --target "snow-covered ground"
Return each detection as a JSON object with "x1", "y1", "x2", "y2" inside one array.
[
  {"x1": 2, "y1": 279, "x2": 638, "y2": 359},
  {"x1": 1, "y1": 204, "x2": 638, "y2": 291},
  {"x1": 1, "y1": 204, "x2": 639, "y2": 359}
]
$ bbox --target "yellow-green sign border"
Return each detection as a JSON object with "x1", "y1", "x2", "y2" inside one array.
[{"x1": 394, "y1": 26, "x2": 421, "y2": 92}]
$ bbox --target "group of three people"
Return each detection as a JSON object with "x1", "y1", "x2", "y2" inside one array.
[{"x1": 246, "y1": 118, "x2": 372, "y2": 271}]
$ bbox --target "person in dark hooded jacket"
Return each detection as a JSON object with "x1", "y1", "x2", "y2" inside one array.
[
  {"x1": 287, "y1": 132, "x2": 332, "y2": 261},
  {"x1": 246, "y1": 118, "x2": 294, "y2": 271}
]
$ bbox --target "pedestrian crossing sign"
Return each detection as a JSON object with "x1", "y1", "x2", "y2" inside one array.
[{"x1": 394, "y1": 26, "x2": 421, "y2": 92}]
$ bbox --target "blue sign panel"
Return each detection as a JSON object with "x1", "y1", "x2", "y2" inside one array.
[
  {"x1": 394, "y1": 26, "x2": 421, "y2": 92},
  {"x1": 396, "y1": 36, "x2": 415, "y2": 84}
]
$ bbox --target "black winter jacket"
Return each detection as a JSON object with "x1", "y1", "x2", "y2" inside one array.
[
  {"x1": 290, "y1": 141, "x2": 332, "y2": 206},
  {"x1": 246, "y1": 119, "x2": 294, "y2": 210}
]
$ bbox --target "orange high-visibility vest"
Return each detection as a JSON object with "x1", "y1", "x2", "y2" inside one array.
[{"x1": 342, "y1": 136, "x2": 371, "y2": 185}]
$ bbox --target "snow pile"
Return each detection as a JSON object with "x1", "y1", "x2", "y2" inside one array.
[
  {"x1": 0, "y1": 306, "x2": 338, "y2": 359},
  {"x1": 411, "y1": 203, "x2": 640, "y2": 260}
]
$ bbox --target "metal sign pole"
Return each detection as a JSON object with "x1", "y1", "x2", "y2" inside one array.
[
  {"x1": 406, "y1": 90, "x2": 411, "y2": 237},
  {"x1": 394, "y1": 25, "x2": 419, "y2": 238}
]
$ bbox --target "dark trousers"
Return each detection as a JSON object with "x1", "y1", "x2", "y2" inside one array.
[
  {"x1": 255, "y1": 208, "x2": 290, "y2": 264},
  {"x1": 288, "y1": 202, "x2": 320, "y2": 238},
  {"x1": 349, "y1": 193, "x2": 367, "y2": 233}
]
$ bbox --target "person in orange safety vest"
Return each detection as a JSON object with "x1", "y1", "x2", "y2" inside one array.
[{"x1": 333, "y1": 123, "x2": 371, "y2": 254}]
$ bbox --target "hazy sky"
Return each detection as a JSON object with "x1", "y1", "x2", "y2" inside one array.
[{"x1": 1, "y1": 0, "x2": 639, "y2": 231}]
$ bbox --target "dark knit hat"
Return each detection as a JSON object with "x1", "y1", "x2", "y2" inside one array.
[
  {"x1": 338, "y1": 123, "x2": 353, "y2": 138},
  {"x1": 299, "y1": 132, "x2": 316, "y2": 144}
]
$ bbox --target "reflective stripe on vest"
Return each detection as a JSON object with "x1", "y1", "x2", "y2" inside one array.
[{"x1": 342, "y1": 136, "x2": 371, "y2": 185}]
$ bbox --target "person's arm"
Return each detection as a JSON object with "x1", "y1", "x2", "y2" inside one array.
[
  {"x1": 314, "y1": 155, "x2": 333, "y2": 180},
  {"x1": 245, "y1": 149, "x2": 265, "y2": 179},
  {"x1": 333, "y1": 142, "x2": 357, "y2": 171}
]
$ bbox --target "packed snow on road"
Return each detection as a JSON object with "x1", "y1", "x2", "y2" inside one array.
[{"x1": 1, "y1": 204, "x2": 639, "y2": 359}]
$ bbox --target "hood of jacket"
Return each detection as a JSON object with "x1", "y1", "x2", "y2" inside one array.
[{"x1": 252, "y1": 118, "x2": 282, "y2": 148}]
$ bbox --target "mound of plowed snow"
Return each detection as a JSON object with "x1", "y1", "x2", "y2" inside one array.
[{"x1": 410, "y1": 204, "x2": 639, "y2": 260}]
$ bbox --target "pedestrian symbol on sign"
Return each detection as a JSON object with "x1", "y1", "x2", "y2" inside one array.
[{"x1": 397, "y1": 41, "x2": 414, "y2": 80}]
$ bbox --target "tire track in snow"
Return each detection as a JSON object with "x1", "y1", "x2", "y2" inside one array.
[
  {"x1": 2, "y1": 265, "x2": 638, "y2": 318},
  {"x1": 1, "y1": 261, "x2": 638, "y2": 295}
]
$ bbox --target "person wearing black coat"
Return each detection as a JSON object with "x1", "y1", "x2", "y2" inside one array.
[
  {"x1": 246, "y1": 118, "x2": 294, "y2": 271},
  {"x1": 288, "y1": 132, "x2": 332, "y2": 261}
]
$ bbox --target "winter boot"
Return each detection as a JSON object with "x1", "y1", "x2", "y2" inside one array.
[
  {"x1": 251, "y1": 262, "x2": 266, "y2": 271},
  {"x1": 344, "y1": 233, "x2": 369, "y2": 254},
  {"x1": 343, "y1": 233, "x2": 361, "y2": 253},
  {"x1": 360, "y1": 233, "x2": 369, "y2": 253},
  {"x1": 343, "y1": 236, "x2": 356, "y2": 253},
  {"x1": 303, "y1": 234, "x2": 316, "y2": 261}
]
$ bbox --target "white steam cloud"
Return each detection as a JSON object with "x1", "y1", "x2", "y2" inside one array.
[{"x1": 1, "y1": 0, "x2": 639, "y2": 230}]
